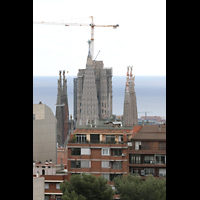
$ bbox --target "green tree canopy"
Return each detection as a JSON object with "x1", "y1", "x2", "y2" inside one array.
[
  {"x1": 113, "y1": 174, "x2": 166, "y2": 200},
  {"x1": 60, "y1": 173, "x2": 114, "y2": 200}
]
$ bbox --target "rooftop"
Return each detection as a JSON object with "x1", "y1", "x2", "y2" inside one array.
[
  {"x1": 76, "y1": 118, "x2": 133, "y2": 130},
  {"x1": 132, "y1": 124, "x2": 166, "y2": 141}
]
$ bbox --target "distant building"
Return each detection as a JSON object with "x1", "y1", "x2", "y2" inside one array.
[
  {"x1": 140, "y1": 116, "x2": 166, "y2": 125},
  {"x1": 75, "y1": 49, "x2": 113, "y2": 127},
  {"x1": 33, "y1": 102, "x2": 57, "y2": 164},
  {"x1": 56, "y1": 70, "x2": 69, "y2": 146},
  {"x1": 123, "y1": 66, "x2": 138, "y2": 126}
]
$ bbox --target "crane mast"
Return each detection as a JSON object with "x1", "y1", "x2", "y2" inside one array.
[{"x1": 33, "y1": 16, "x2": 119, "y2": 59}]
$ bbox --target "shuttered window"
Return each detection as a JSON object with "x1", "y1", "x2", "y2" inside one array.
[{"x1": 81, "y1": 148, "x2": 91, "y2": 155}]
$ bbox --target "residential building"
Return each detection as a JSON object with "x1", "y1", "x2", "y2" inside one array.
[
  {"x1": 33, "y1": 102, "x2": 57, "y2": 164},
  {"x1": 128, "y1": 124, "x2": 166, "y2": 178},
  {"x1": 33, "y1": 161, "x2": 68, "y2": 200},
  {"x1": 67, "y1": 120, "x2": 133, "y2": 185}
]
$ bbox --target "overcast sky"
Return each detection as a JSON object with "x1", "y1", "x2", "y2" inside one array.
[{"x1": 33, "y1": 0, "x2": 166, "y2": 77}]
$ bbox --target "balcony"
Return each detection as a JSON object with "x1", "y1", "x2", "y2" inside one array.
[{"x1": 128, "y1": 146, "x2": 166, "y2": 154}]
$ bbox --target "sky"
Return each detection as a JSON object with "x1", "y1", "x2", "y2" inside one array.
[{"x1": 33, "y1": 0, "x2": 166, "y2": 77}]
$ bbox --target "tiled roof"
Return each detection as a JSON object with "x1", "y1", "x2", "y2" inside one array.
[
  {"x1": 131, "y1": 126, "x2": 143, "y2": 137},
  {"x1": 132, "y1": 125, "x2": 166, "y2": 141}
]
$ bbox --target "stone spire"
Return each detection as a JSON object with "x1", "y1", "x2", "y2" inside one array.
[
  {"x1": 80, "y1": 50, "x2": 99, "y2": 125},
  {"x1": 62, "y1": 70, "x2": 69, "y2": 145},
  {"x1": 56, "y1": 71, "x2": 64, "y2": 145},
  {"x1": 129, "y1": 66, "x2": 138, "y2": 125},
  {"x1": 123, "y1": 66, "x2": 138, "y2": 126},
  {"x1": 123, "y1": 66, "x2": 132, "y2": 126},
  {"x1": 56, "y1": 70, "x2": 69, "y2": 146}
]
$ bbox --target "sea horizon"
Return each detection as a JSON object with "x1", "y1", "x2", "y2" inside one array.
[{"x1": 33, "y1": 75, "x2": 166, "y2": 118}]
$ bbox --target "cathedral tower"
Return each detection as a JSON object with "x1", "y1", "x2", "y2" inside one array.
[
  {"x1": 56, "y1": 70, "x2": 69, "y2": 146},
  {"x1": 123, "y1": 66, "x2": 138, "y2": 126}
]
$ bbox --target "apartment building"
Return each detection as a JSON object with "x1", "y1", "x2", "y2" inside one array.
[
  {"x1": 33, "y1": 161, "x2": 68, "y2": 200},
  {"x1": 67, "y1": 122, "x2": 133, "y2": 184},
  {"x1": 128, "y1": 124, "x2": 166, "y2": 178}
]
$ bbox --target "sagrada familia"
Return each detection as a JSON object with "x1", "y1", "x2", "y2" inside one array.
[{"x1": 56, "y1": 45, "x2": 138, "y2": 146}]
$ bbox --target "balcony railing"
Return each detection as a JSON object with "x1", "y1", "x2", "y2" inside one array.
[
  {"x1": 68, "y1": 139, "x2": 125, "y2": 145},
  {"x1": 129, "y1": 160, "x2": 166, "y2": 165},
  {"x1": 129, "y1": 146, "x2": 166, "y2": 151}
]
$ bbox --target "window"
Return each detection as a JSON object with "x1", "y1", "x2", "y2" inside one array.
[
  {"x1": 56, "y1": 183, "x2": 60, "y2": 189},
  {"x1": 102, "y1": 174, "x2": 109, "y2": 180},
  {"x1": 76, "y1": 134, "x2": 86, "y2": 143},
  {"x1": 105, "y1": 135, "x2": 115, "y2": 143},
  {"x1": 33, "y1": 114, "x2": 35, "y2": 120},
  {"x1": 159, "y1": 168, "x2": 166, "y2": 177},
  {"x1": 71, "y1": 148, "x2": 81, "y2": 155},
  {"x1": 155, "y1": 155, "x2": 166, "y2": 164},
  {"x1": 119, "y1": 135, "x2": 123, "y2": 142},
  {"x1": 129, "y1": 155, "x2": 141, "y2": 164},
  {"x1": 102, "y1": 161, "x2": 110, "y2": 168},
  {"x1": 159, "y1": 142, "x2": 166, "y2": 150},
  {"x1": 144, "y1": 155, "x2": 154, "y2": 164},
  {"x1": 112, "y1": 149, "x2": 122, "y2": 156},
  {"x1": 81, "y1": 148, "x2": 91, "y2": 155},
  {"x1": 110, "y1": 174, "x2": 122, "y2": 181},
  {"x1": 135, "y1": 141, "x2": 141, "y2": 150},
  {"x1": 56, "y1": 197, "x2": 62, "y2": 200},
  {"x1": 102, "y1": 148, "x2": 110, "y2": 155},
  {"x1": 71, "y1": 161, "x2": 81, "y2": 168},
  {"x1": 90, "y1": 134, "x2": 100, "y2": 143},
  {"x1": 45, "y1": 183, "x2": 49, "y2": 189},
  {"x1": 42, "y1": 169, "x2": 45, "y2": 175},
  {"x1": 81, "y1": 161, "x2": 90, "y2": 168},
  {"x1": 112, "y1": 161, "x2": 122, "y2": 169},
  {"x1": 141, "y1": 142, "x2": 149, "y2": 150},
  {"x1": 144, "y1": 168, "x2": 155, "y2": 176}
]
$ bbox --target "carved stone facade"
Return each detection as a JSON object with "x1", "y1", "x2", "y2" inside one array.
[
  {"x1": 56, "y1": 71, "x2": 69, "y2": 146},
  {"x1": 123, "y1": 66, "x2": 138, "y2": 126},
  {"x1": 76, "y1": 53, "x2": 112, "y2": 126}
]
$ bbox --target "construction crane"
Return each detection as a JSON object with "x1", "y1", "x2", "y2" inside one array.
[{"x1": 33, "y1": 16, "x2": 119, "y2": 59}]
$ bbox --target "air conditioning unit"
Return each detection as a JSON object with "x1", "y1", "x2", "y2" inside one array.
[{"x1": 122, "y1": 153, "x2": 126, "y2": 156}]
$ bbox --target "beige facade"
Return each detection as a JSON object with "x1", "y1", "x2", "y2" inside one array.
[
  {"x1": 33, "y1": 103, "x2": 57, "y2": 164},
  {"x1": 33, "y1": 176, "x2": 45, "y2": 200}
]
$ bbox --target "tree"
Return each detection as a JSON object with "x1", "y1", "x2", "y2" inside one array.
[
  {"x1": 60, "y1": 173, "x2": 114, "y2": 200},
  {"x1": 113, "y1": 174, "x2": 166, "y2": 200}
]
